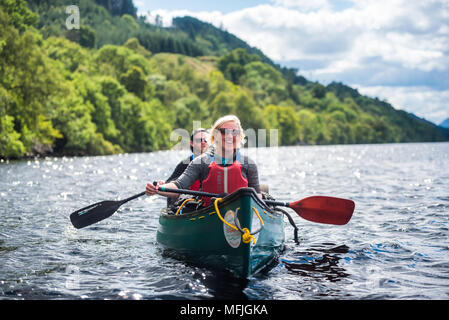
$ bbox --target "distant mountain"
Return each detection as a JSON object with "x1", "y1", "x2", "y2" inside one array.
[
  {"x1": 326, "y1": 82, "x2": 449, "y2": 141},
  {"x1": 172, "y1": 16, "x2": 273, "y2": 65},
  {"x1": 440, "y1": 118, "x2": 449, "y2": 128}
]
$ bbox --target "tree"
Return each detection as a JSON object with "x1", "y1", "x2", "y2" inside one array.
[
  {"x1": 172, "y1": 95, "x2": 205, "y2": 129},
  {"x1": 93, "y1": 0, "x2": 137, "y2": 17},
  {"x1": 124, "y1": 37, "x2": 151, "y2": 58},
  {"x1": 233, "y1": 90, "x2": 266, "y2": 131},
  {"x1": 79, "y1": 25, "x2": 97, "y2": 48},
  {"x1": 217, "y1": 48, "x2": 261, "y2": 84},
  {"x1": 119, "y1": 65, "x2": 147, "y2": 99},
  {"x1": 297, "y1": 109, "x2": 321, "y2": 144},
  {"x1": 264, "y1": 105, "x2": 300, "y2": 145},
  {"x1": 0, "y1": 115, "x2": 26, "y2": 158},
  {"x1": 209, "y1": 91, "x2": 236, "y2": 120},
  {"x1": 0, "y1": 0, "x2": 38, "y2": 32},
  {"x1": 0, "y1": 9, "x2": 63, "y2": 155},
  {"x1": 312, "y1": 83, "x2": 326, "y2": 99}
]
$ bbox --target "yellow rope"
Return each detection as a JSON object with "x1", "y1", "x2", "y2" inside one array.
[
  {"x1": 242, "y1": 207, "x2": 264, "y2": 245},
  {"x1": 241, "y1": 228, "x2": 255, "y2": 244},
  {"x1": 213, "y1": 198, "x2": 258, "y2": 245},
  {"x1": 213, "y1": 198, "x2": 237, "y2": 230},
  {"x1": 175, "y1": 198, "x2": 195, "y2": 215},
  {"x1": 252, "y1": 207, "x2": 264, "y2": 226}
]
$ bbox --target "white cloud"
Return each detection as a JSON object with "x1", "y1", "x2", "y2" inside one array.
[
  {"x1": 270, "y1": 0, "x2": 332, "y2": 11},
  {"x1": 140, "y1": 0, "x2": 449, "y2": 123}
]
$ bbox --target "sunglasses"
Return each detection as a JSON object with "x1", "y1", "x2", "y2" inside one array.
[
  {"x1": 218, "y1": 128, "x2": 241, "y2": 137},
  {"x1": 193, "y1": 138, "x2": 208, "y2": 143}
]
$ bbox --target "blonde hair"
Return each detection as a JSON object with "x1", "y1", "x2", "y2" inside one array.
[{"x1": 210, "y1": 114, "x2": 245, "y2": 147}]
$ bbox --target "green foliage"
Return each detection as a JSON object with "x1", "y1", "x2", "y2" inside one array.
[
  {"x1": 264, "y1": 105, "x2": 300, "y2": 145},
  {"x1": 124, "y1": 37, "x2": 151, "y2": 58},
  {"x1": 93, "y1": 0, "x2": 137, "y2": 17},
  {"x1": 172, "y1": 16, "x2": 273, "y2": 64},
  {"x1": 119, "y1": 65, "x2": 148, "y2": 99},
  {"x1": 311, "y1": 83, "x2": 326, "y2": 99},
  {"x1": 173, "y1": 95, "x2": 206, "y2": 129},
  {"x1": 0, "y1": 0, "x2": 38, "y2": 31},
  {"x1": 217, "y1": 48, "x2": 261, "y2": 84},
  {"x1": 297, "y1": 109, "x2": 323, "y2": 144},
  {"x1": 0, "y1": 115, "x2": 26, "y2": 158},
  {"x1": 79, "y1": 25, "x2": 97, "y2": 48},
  {"x1": 241, "y1": 61, "x2": 287, "y2": 105},
  {"x1": 43, "y1": 36, "x2": 90, "y2": 73}
]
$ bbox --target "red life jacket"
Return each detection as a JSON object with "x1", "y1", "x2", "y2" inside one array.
[
  {"x1": 201, "y1": 152, "x2": 248, "y2": 206},
  {"x1": 189, "y1": 179, "x2": 201, "y2": 191},
  {"x1": 188, "y1": 154, "x2": 201, "y2": 191}
]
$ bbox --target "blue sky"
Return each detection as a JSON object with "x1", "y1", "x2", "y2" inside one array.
[{"x1": 134, "y1": 0, "x2": 449, "y2": 125}]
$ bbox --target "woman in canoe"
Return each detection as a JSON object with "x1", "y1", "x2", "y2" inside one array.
[
  {"x1": 159, "y1": 128, "x2": 210, "y2": 205},
  {"x1": 164, "y1": 128, "x2": 210, "y2": 188},
  {"x1": 146, "y1": 115, "x2": 262, "y2": 205}
]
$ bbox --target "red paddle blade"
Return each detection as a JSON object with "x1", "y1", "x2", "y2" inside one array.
[{"x1": 289, "y1": 196, "x2": 355, "y2": 225}]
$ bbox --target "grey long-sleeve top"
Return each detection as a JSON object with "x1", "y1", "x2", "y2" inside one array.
[{"x1": 172, "y1": 148, "x2": 261, "y2": 194}]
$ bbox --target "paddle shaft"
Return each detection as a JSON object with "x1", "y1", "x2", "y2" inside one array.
[
  {"x1": 70, "y1": 185, "x2": 352, "y2": 229},
  {"x1": 158, "y1": 186, "x2": 353, "y2": 225},
  {"x1": 121, "y1": 191, "x2": 146, "y2": 204},
  {"x1": 264, "y1": 200, "x2": 289, "y2": 207},
  {"x1": 159, "y1": 186, "x2": 285, "y2": 207},
  {"x1": 159, "y1": 186, "x2": 222, "y2": 198}
]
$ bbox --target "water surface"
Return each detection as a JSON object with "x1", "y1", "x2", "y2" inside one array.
[{"x1": 1, "y1": 142, "x2": 448, "y2": 299}]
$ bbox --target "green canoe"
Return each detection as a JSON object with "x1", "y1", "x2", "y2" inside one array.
[{"x1": 156, "y1": 187, "x2": 285, "y2": 278}]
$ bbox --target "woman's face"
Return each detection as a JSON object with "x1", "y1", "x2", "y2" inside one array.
[
  {"x1": 191, "y1": 131, "x2": 209, "y2": 155},
  {"x1": 216, "y1": 121, "x2": 240, "y2": 157}
]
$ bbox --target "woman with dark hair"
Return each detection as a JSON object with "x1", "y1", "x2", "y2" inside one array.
[
  {"x1": 153, "y1": 128, "x2": 209, "y2": 205},
  {"x1": 165, "y1": 129, "x2": 209, "y2": 185}
]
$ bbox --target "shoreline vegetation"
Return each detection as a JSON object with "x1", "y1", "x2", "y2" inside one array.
[
  {"x1": 1, "y1": 0, "x2": 448, "y2": 160},
  {"x1": 3, "y1": 141, "x2": 449, "y2": 165}
]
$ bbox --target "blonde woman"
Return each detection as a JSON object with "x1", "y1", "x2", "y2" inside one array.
[{"x1": 146, "y1": 115, "x2": 262, "y2": 205}]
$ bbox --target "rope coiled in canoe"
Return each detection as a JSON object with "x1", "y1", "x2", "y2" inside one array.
[
  {"x1": 213, "y1": 198, "x2": 264, "y2": 245},
  {"x1": 175, "y1": 198, "x2": 195, "y2": 215}
]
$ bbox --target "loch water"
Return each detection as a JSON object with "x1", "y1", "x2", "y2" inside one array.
[{"x1": 0, "y1": 142, "x2": 448, "y2": 300}]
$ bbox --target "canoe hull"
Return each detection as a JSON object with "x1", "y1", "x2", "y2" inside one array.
[{"x1": 157, "y1": 188, "x2": 285, "y2": 278}]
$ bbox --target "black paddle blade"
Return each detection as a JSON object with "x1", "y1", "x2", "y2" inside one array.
[{"x1": 70, "y1": 200, "x2": 122, "y2": 229}]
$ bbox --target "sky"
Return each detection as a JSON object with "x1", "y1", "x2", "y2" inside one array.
[{"x1": 134, "y1": 0, "x2": 449, "y2": 125}]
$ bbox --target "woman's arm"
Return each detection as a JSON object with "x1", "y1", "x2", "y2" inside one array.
[
  {"x1": 146, "y1": 155, "x2": 207, "y2": 198},
  {"x1": 165, "y1": 158, "x2": 189, "y2": 183},
  {"x1": 145, "y1": 181, "x2": 180, "y2": 198}
]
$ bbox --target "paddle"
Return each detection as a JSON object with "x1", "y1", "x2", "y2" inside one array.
[
  {"x1": 265, "y1": 196, "x2": 354, "y2": 226},
  {"x1": 70, "y1": 186, "x2": 354, "y2": 229},
  {"x1": 158, "y1": 187, "x2": 354, "y2": 225},
  {"x1": 70, "y1": 192, "x2": 146, "y2": 229}
]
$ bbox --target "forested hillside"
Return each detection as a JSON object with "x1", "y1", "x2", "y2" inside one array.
[{"x1": 1, "y1": 0, "x2": 448, "y2": 159}]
